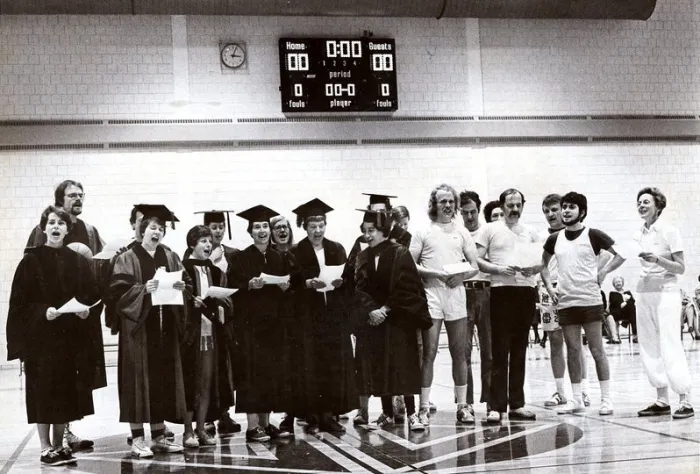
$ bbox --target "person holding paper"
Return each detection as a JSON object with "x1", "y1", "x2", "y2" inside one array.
[
  {"x1": 540, "y1": 192, "x2": 624, "y2": 417},
  {"x1": 7, "y1": 205, "x2": 100, "y2": 466},
  {"x1": 632, "y1": 187, "x2": 694, "y2": 419},
  {"x1": 25, "y1": 179, "x2": 107, "y2": 451},
  {"x1": 227, "y1": 205, "x2": 297, "y2": 442},
  {"x1": 291, "y1": 198, "x2": 358, "y2": 435},
  {"x1": 181, "y1": 225, "x2": 236, "y2": 448},
  {"x1": 474, "y1": 188, "x2": 541, "y2": 423},
  {"x1": 109, "y1": 205, "x2": 191, "y2": 458},
  {"x1": 409, "y1": 184, "x2": 479, "y2": 428},
  {"x1": 354, "y1": 210, "x2": 432, "y2": 432}
]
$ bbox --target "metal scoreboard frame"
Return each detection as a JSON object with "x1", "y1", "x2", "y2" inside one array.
[{"x1": 279, "y1": 37, "x2": 398, "y2": 113}]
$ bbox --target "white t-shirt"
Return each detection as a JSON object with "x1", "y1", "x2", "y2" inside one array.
[
  {"x1": 633, "y1": 217, "x2": 683, "y2": 290},
  {"x1": 468, "y1": 226, "x2": 490, "y2": 282},
  {"x1": 409, "y1": 220, "x2": 477, "y2": 290},
  {"x1": 475, "y1": 220, "x2": 540, "y2": 287}
]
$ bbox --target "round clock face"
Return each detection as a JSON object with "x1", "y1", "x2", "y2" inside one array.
[{"x1": 221, "y1": 43, "x2": 246, "y2": 69}]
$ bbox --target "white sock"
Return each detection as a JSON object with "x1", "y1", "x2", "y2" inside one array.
[
  {"x1": 420, "y1": 387, "x2": 431, "y2": 409},
  {"x1": 679, "y1": 393, "x2": 690, "y2": 406},
  {"x1": 657, "y1": 387, "x2": 669, "y2": 406},
  {"x1": 555, "y1": 378, "x2": 566, "y2": 396},
  {"x1": 572, "y1": 383, "x2": 582, "y2": 403},
  {"x1": 581, "y1": 377, "x2": 589, "y2": 393},
  {"x1": 600, "y1": 380, "x2": 610, "y2": 399},
  {"x1": 455, "y1": 385, "x2": 467, "y2": 406}
]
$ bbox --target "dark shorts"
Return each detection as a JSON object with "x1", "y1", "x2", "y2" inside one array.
[{"x1": 558, "y1": 304, "x2": 605, "y2": 326}]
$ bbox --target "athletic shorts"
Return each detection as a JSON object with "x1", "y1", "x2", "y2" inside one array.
[
  {"x1": 538, "y1": 285, "x2": 560, "y2": 332},
  {"x1": 558, "y1": 304, "x2": 605, "y2": 326},
  {"x1": 425, "y1": 285, "x2": 467, "y2": 321}
]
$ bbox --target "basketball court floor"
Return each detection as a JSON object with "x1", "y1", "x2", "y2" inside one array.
[{"x1": 1, "y1": 337, "x2": 698, "y2": 473}]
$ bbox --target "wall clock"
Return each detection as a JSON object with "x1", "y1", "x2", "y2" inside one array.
[{"x1": 221, "y1": 43, "x2": 246, "y2": 69}]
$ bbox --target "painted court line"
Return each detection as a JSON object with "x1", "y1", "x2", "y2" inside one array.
[
  {"x1": 395, "y1": 423, "x2": 553, "y2": 472},
  {"x1": 372, "y1": 426, "x2": 490, "y2": 450},
  {"x1": 0, "y1": 425, "x2": 35, "y2": 474},
  {"x1": 323, "y1": 432, "x2": 398, "y2": 473},
  {"x1": 302, "y1": 434, "x2": 373, "y2": 473}
]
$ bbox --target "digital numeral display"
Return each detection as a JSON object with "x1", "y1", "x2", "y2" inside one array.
[{"x1": 279, "y1": 37, "x2": 398, "y2": 113}]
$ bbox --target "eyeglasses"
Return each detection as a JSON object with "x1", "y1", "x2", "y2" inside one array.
[
  {"x1": 272, "y1": 225, "x2": 288, "y2": 231},
  {"x1": 66, "y1": 193, "x2": 85, "y2": 199}
]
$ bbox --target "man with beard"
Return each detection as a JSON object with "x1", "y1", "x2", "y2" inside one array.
[
  {"x1": 540, "y1": 192, "x2": 624, "y2": 416},
  {"x1": 25, "y1": 180, "x2": 106, "y2": 451},
  {"x1": 539, "y1": 194, "x2": 591, "y2": 410},
  {"x1": 474, "y1": 188, "x2": 541, "y2": 423},
  {"x1": 409, "y1": 184, "x2": 479, "y2": 426},
  {"x1": 458, "y1": 190, "x2": 493, "y2": 423}
]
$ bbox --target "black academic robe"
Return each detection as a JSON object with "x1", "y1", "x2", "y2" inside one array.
[
  {"x1": 292, "y1": 237, "x2": 358, "y2": 414},
  {"x1": 182, "y1": 259, "x2": 235, "y2": 419},
  {"x1": 110, "y1": 244, "x2": 192, "y2": 423},
  {"x1": 609, "y1": 290, "x2": 636, "y2": 323},
  {"x1": 354, "y1": 241, "x2": 431, "y2": 396},
  {"x1": 7, "y1": 246, "x2": 100, "y2": 423},
  {"x1": 228, "y1": 244, "x2": 299, "y2": 413}
]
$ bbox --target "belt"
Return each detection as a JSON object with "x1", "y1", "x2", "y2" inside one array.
[{"x1": 464, "y1": 280, "x2": 490, "y2": 289}]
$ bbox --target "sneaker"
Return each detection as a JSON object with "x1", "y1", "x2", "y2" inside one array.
[
  {"x1": 599, "y1": 398, "x2": 614, "y2": 416},
  {"x1": 246, "y1": 426, "x2": 271, "y2": 442},
  {"x1": 265, "y1": 424, "x2": 291, "y2": 439},
  {"x1": 217, "y1": 414, "x2": 242, "y2": 435},
  {"x1": 486, "y1": 410, "x2": 502, "y2": 424},
  {"x1": 63, "y1": 425, "x2": 94, "y2": 451},
  {"x1": 353, "y1": 409, "x2": 369, "y2": 425},
  {"x1": 198, "y1": 431, "x2": 217, "y2": 447},
  {"x1": 557, "y1": 399, "x2": 585, "y2": 415},
  {"x1": 673, "y1": 403, "x2": 695, "y2": 419},
  {"x1": 544, "y1": 392, "x2": 567, "y2": 407},
  {"x1": 508, "y1": 407, "x2": 536, "y2": 420},
  {"x1": 408, "y1": 413, "x2": 425, "y2": 431},
  {"x1": 55, "y1": 447, "x2": 77, "y2": 465},
  {"x1": 456, "y1": 405, "x2": 475, "y2": 424},
  {"x1": 582, "y1": 392, "x2": 591, "y2": 407},
  {"x1": 418, "y1": 408, "x2": 431, "y2": 427},
  {"x1": 131, "y1": 436, "x2": 154, "y2": 458},
  {"x1": 183, "y1": 432, "x2": 199, "y2": 449},
  {"x1": 369, "y1": 412, "x2": 394, "y2": 430},
  {"x1": 151, "y1": 435, "x2": 184, "y2": 453},
  {"x1": 40, "y1": 448, "x2": 68, "y2": 466},
  {"x1": 429, "y1": 401, "x2": 438, "y2": 413},
  {"x1": 638, "y1": 403, "x2": 671, "y2": 417},
  {"x1": 280, "y1": 415, "x2": 295, "y2": 434},
  {"x1": 204, "y1": 422, "x2": 216, "y2": 434},
  {"x1": 164, "y1": 427, "x2": 175, "y2": 439},
  {"x1": 320, "y1": 417, "x2": 346, "y2": 433},
  {"x1": 338, "y1": 412, "x2": 352, "y2": 420}
]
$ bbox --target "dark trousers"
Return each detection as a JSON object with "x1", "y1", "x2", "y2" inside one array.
[
  {"x1": 381, "y1": 395, "x2": 416, "y2": 416},
  {"x1": 466, "y1": 287, "x2": 492, "y2": 405},
  {"x1": 489, "y1": 286, "x2": 537, "y2": 412}
]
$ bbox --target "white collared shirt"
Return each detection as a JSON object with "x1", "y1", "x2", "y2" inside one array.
[{"x1": 633, "y1": 217, "x2": 683, "y2": 285}]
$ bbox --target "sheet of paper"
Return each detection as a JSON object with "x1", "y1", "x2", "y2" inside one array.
[
  {"x1": 92, "y1": 237, "x2": 134, "y2": 260},
  {"x1": 56, "y1": 298, "x2": 102, "y2": 314},
  {"x1": 443, "y1": 262, "x2": 474, "y2": 275},
  {"x1": 615, "y1": 240, "x2": 646, "y2": 260},
  {"x1": 151, "y1": 268, "x2": 184, "y2": 306},
  {"x1": 204, "y1": 286, "x2": 238, "y2": 298},
  {"x1": 260, "y1": 273, "x2": 290, "y2": 285},
  {"x1": 317, "y1": 264, "x2": 345, "y2": 292}
]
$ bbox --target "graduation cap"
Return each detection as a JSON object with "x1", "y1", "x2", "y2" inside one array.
[
  {"x1": 194, "y1": 209, "x2": 235, "y2": 240},
  {"x1": 356, "y1": 208, "x2": 392, "y2": 229},
  {"x1": 133, "y1": 204, "x2": 179, "y2": 229},
  {"x1": 236, "y1": 205, "x2": 279, "y2": 223},
  {"x1": 362, "y1": 193, "x2": 398, "y2": 208},
  {"x1": 292, "y1": 198, "x2": 334, "y2": 228}
]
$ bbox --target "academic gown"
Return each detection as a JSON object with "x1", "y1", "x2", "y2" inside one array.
[
  {"x1": 292, "y1": 237, "x2": 358, "y2": 414},
  {"x1": 354, "y1": 240, "x2": 431, "y2": 396},
  {"x1": 182, "y1": 259, "x2": 235, "y2": 419},
  {"x1": 110, "y1": 244, "x2": 191, "y2": 424},
  {"x1": 228, "y1": 244, "x2": 299, "y2": 413},
  {"x1": 7, "y1": 245, "x2": 101, "y2": 423}
]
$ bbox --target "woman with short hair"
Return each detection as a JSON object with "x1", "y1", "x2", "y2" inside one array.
[
  {"x1": 7, "y1": 205, "x2": 100, "y2": 466},
  {"x1": 633, "y1": 187, "x2": 694, "y2": 419}
]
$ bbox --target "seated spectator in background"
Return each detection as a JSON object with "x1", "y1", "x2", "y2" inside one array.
[
  {"x1": 483, "y1": 200, "x2": 504, "y2": 223},
  {"x1": 681, "y1": 289, "x2": 700, "y2": 340},
  {"x1": 608, "y1": 277, "x2": 637, "y2": 344}
]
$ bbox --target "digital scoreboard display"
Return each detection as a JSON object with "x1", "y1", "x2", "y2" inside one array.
[{"x1": 279, "y1": 37, "x2": 398, "y2": 113}]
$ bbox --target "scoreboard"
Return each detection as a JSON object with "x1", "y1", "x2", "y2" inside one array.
[{"x1": 279, "y1": 37, "x2": 398, "y2": 113}]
